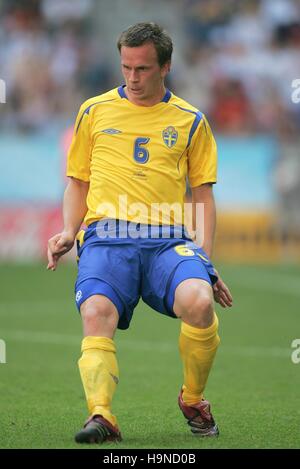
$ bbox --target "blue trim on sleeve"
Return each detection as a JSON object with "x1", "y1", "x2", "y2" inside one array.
[
  {"x1": 76, "y1": 99, "x2": 115, "y2": 133},
  {"x1": 171, "y1": 104, "x2": 203, "y2": 148},
  {"x1": 171, "y1": 103, "x2": 199, "y2": 116},
  {"x1": 187, "y1": 112, "x2": 202, "y2": 148}
]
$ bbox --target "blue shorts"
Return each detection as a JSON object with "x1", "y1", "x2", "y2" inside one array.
[{"x1": 75, "y1": 220, "x2": 218, "y2": 330}]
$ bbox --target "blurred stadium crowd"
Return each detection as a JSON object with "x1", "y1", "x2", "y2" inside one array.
[
  {"x1": 0, "y1": 0, "x2": 113, "y2": 131},
  {"x1": 1, "y1": 0, "x2": 300, "y2": 137}
]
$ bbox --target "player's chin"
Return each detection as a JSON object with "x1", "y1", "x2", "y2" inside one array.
[{"x1": 130, "y1": 88, "x2": 143, "y2": 95}]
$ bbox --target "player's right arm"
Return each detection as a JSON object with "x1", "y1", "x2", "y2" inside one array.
[
  {"x1": 47, "y1": 177, "x2": 89, "y2": 271},
  {"x1": 48, "y1": 100, "x2": 92, "y2": 271}
]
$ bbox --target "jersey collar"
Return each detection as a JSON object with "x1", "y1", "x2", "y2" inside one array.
[{"x1": 117, "y1": 85, "x2": 171, "y2": 103}]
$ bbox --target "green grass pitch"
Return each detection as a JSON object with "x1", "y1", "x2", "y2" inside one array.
[{"x1": 0, "y1": 262, "x2": 299, "y2": 449}]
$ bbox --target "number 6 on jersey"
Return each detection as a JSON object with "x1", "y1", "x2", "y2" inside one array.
[{"x1": 133, "y1": 137, "x2": 150, "y2": 164}]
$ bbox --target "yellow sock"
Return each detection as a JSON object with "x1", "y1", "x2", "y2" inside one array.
[
  {"x1": 179, "y1": 313, "x2": 220, "y2": 406},
  {"x1": 78, "y1": 336, "x2": 119, "y2": 427}
]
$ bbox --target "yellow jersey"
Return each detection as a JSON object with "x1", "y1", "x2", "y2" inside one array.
[{"x1": 66, "y1": 86, "x2": 217, "y2": 226}]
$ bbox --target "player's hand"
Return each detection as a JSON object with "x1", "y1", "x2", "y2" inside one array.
[
  {"x1": 212, "y1": 270, "x2": 233, "y2": 308},
  {"x1": 47, "y1": 231, "x2": 75, "y2": 271}
]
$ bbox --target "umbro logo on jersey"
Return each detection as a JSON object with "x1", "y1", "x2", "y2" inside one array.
[{"x1": 101, "y1": 128, "x2": 122, "y2": 134}]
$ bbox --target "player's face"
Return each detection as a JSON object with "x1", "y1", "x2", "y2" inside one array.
[{"x1": 120, "y1": 42, "x2": 170, "y2": 106}]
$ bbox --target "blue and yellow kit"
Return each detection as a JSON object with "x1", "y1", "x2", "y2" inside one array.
[
  {"x1": 67, "y1": 86, "x2": 218, "y2": 328},
  {"x1": 67, "y1": 86, "x2": 217, "y2": 226}
]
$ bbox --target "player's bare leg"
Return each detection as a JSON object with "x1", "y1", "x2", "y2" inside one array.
[
  {"x1": 81, "y1": 295, "x2": 119, "y2": 338},
  {"x1": 174, "y1": 279, "x2": 220, "y2": 436},
  {"x1": 174, "y1": 279, "x2": 214, "y2": 328},
  {"x1": 75, "y1": 295, "x2": 122, "y2": 444}
]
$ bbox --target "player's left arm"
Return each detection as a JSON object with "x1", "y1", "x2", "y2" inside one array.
[
  {"x1": 192, "y1": 183, "x2": 233, "y2": 308},
  {"x1": 188, "y1": 115, "x2": 232, "y2": 308}
]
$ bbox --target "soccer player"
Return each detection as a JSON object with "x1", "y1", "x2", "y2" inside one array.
[{"x1": 47, "y1": 22, "x2": 233, "y2": 444}]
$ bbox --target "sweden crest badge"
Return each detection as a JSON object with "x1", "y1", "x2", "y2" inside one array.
[{"x1": 162, "y1": 126, "x2": 178, "y2": 148}]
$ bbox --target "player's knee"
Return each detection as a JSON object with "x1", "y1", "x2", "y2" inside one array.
[
  {"x1": 81, "y1": 295, "x2": 119, "y2": 330},
  {"x1": 189, "y1": 295, "x2": 213, "y2": 327},
  {"x1": 179, "y1": 286, "x2": 214, "y2": 328}
]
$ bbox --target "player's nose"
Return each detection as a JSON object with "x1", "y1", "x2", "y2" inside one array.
[{"x1": 129, "y1": 70, "x2": 139, "y2": 82}]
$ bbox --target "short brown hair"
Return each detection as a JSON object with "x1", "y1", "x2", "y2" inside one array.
[{"x1": 117, "y1": 22, "x2": 173, "y2": 67}]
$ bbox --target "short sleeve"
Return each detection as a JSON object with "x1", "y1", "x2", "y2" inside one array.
[
  {"x1": 187, "y1": 114, "x2": 217, "y2": 187},
  {"x1": 66, "y1": 103, "x2": 91, "y2": 182}
]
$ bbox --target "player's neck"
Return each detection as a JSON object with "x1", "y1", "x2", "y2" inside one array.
[{"x1": 125, "y1": 85, "x2": 167, "y2": 107}]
